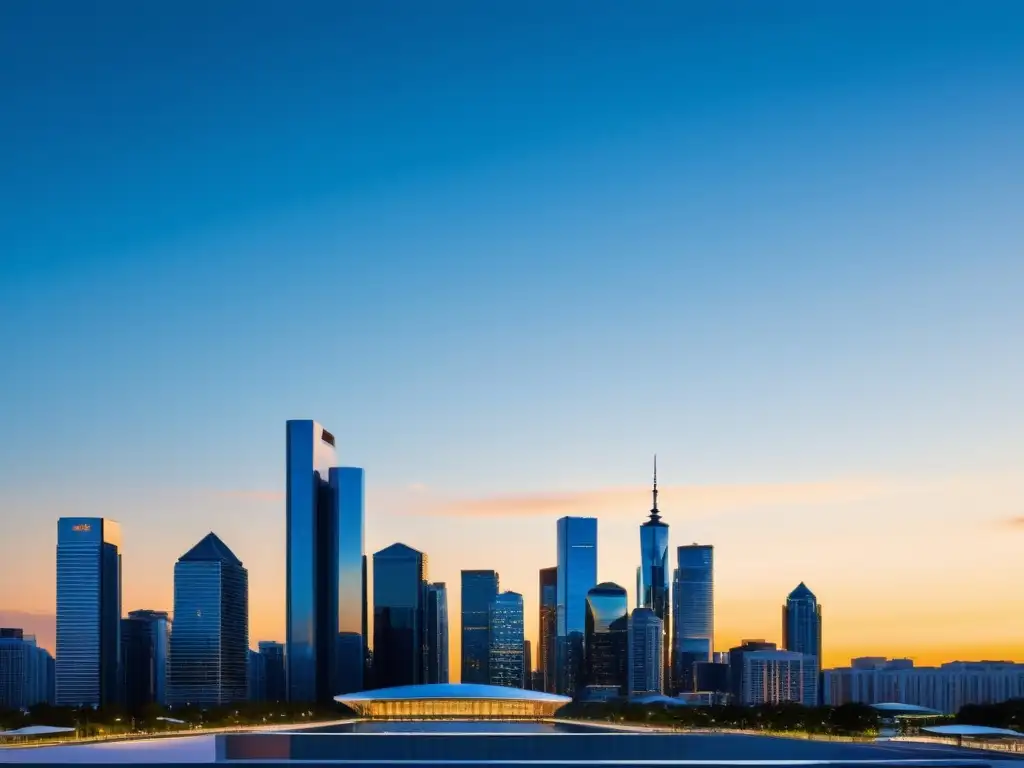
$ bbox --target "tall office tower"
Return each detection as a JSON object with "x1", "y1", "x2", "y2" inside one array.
[
  {"x1": 627, "y1": 607, "x2": 664, "y2": 696},
  {"x1": 373, "y1": 543, "x2": 428, "y2": 688},
  {"x1": 584, "y1": 583, "x2": 628, "y2": 696},
  {"x1": 425, "y1": 582, "x2": 449, "y2": 684},
  {"x1": 672, "y1": 544, "x2": 714, "y2": 693},
  {"x1": 538, "y1": 567, "x2": 557, "y2": 693},
  {"x1": 728, "y1": 639, "x2": 776, "y2": 702},
  {"x1": 121, "y1": 610, "x2": 170, "y2": 711},
  {"x1": 556, "y1": 516, "x2": 597, "y2": 696},
  {"x1": 783, "y1": 582, "x2": 822, "y2": 706},
  {"x1": 524, "y1": 640, "x2": 533, "y2": 690},
  {"x1": 488, "y1": 591, "x2": 525, "y2": 688},
  {"x1": 742, "y1": 650, "x2": 804, "y2": 705},
  {"x1": 0, "y1": 632, "x2": 54, "y2": 709},
  {"x1": 639, "y1": 458, "x2": 670, "y2": 690},
  {"x1": 168, "y1": 533, "x2": 249, "y2": 706},
  {"x1": 247, "y1": 649, "x2": 266, "y2": 701},
  {"x1": 461, "y1": 570, "x2": 499, "y2": 683},
  {"x1": 285, "y1": 421, "x2": 366, "y2": 703},
  {"x1": 258, "y1": 641, "x2": 286, "y2": 702},
  {"x1": 55, "y1": 517, "x2": 121, "y2": 708}
]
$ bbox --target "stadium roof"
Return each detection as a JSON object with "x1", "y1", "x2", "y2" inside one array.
[
  {"x1": 629, "y1": 694, "x2": 686, "y2": 707},
  {"x1": 336, "y1": 683, "x2": 570, "y2": 704},
  {"x1": 0, "y1": 725, "x2": 75, "y2": 736},
  {"x1": 923, "y1": 724, "x2": 1024, "y2": 738},
  {"x1": 871, "y1": 702, "x2": 942, "y2": 715}
]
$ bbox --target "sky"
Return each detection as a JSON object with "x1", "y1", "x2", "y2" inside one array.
[{"x1": 1, "y1": 1, "x2": 1022, "y2": 676}]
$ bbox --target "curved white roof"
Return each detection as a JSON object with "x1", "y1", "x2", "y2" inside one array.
[
  {"x1": 336, "y1": 683, "x2": 570, "y2": 704},
  {"x1": 872, "y1": 702, "x2": 942, "y2": 714},
  {"x1": 0, "y1": 725, "x2": 75, "y2": 736},
  {"x1": 924, "y1": 724, "x2": 1024, "y2": 738}
]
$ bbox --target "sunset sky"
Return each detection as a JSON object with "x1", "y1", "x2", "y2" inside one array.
[{"x1": 1, "y1": 1, "x2": 1022, "y2": 676}]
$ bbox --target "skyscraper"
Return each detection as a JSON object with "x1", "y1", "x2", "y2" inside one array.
[
  {"x1": 488, "y1": 591, "x2": 525, "y2": 688},
  {"x1": 425, "y1": 582, "x2": 449, "y2": 684},
  {"x1": 728, "y1": 639, "x2": 776, "y2": 702},
  {"x1": 584, "y1": 583, "x2": 628, "y2": 695},
  {"x1": 168, "y1": 533, "x2": 248, "y2": 706},
  {"x1": 285, "y1": 420, "x2": 366, "y2": 703},
  {"x1": 373, "y1": 543, "x2": 427, "y2": 688},
  {"x1": 461, "y1": 570, "x2": 499, "y2": 684},
  {"x1": 672, "y1": 544, "x2": 714, "y2": 693},
  {"x1": 627, "y1": 607, "x2": 663, "y2": 696},
  {"x1": 556, "y1": 516, "x2": 597, "y2": 696},
  {"x1": 121, "y1": 610, "x2": 170, "y2": 711},
  {"x1": 247, "y1": 649, "x2": 266, "y2": 702},
  {"x1": 55, "y1": 517, "x2": 121, "y2": 708},
  {"x1": 0, "y1": 632, "x2": 53, "y2": 710},
  {"x1": 783, "y1": 582, "x2": 822, "y2": 705},
  {"x1": 538, "y1": 567, "x2": 557, "y2": 693},
  {"x1": 639, "y1": 458, "x2": 670, "y2": 690},
  {"x1": 258, "y1": 641, "x2": 286, "y2": 702},
  {"x1": 743, "y1": 650, "x2": 804, "y2": 705}
]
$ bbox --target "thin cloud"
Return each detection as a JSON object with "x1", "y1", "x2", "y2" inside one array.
[
  {"x1": 213, "y1": 490, "x2": 284, "y2": 502},
  {"x1": 1007, "y1": 516, "x2": 1024, "y2": 528}
]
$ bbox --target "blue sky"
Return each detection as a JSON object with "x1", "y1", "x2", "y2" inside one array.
[{"x1": 1, "y1": 2, "x2": 1022, "y2": 662}]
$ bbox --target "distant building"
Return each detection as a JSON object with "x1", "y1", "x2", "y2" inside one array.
[
  {"x1": 55, "y1": 517, "x2": 122, "y2": 708},
  {"x1": 743, "y1": 650, "x2": 804, "y2": 705},
  {"x1": 584, "y1": 582, "x2": 628, "y2": 694},
  {"x1": 639, "y1": 460, "x2": 671, "y2": 690},
  {"x1": 168, "y1": 533, "x2": 249, "y2": 706},
  {"x1": 672, "y1": 544, "x2": 714, "y2": 693},
  {"x1": 373, "y1": 543, "x2": 427, "y2": 688},
  {"x1": 258, "y1": 641, "x2": 286, "y2": 702},
  {"x1": 489, "y1": 591, "x2": 525, "y2": 688},
  {"x1": 247, "y1": 649, "x2": 266, "y2": 701},
  {"x1": 694, "y1": 661, "x2": 729, "y2": 696},
  {"x1": 524, "y1": 640, "x2": 533, "y2": 691},
  {"x1": 728, "y1": 639, "x2": 776, "y2": 703},
  {"x1": 121, "y1": 609, "x2": 170, "y2": 711},
  {"x1": 0, "y1": 632, "x2": 53, "y2": 709},
  {"x1": 627, "y1": 607, "x2": 663, "y2": 696},
  {"x1": 783, "y1": 582, "x2": 821, "y2": 705},
  {"x1": 461, "y1": 570, "x2": 499, "y2": 684},
  {"x1": 556, "y1": 517, "x2": 597, "y2": 696},
  {"x1": 538, "y1": 567, "x2": 557, "y2": 693},
  {"x1": 823, "y1": 659, "x2": 1024, "y2": 714},
  {"x1": 425, "y1": 582, "x2": 449, "y2": 684}
]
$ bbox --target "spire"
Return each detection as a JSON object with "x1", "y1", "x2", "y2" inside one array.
[{"x1": 649, "y1": 454, "x2": 662, "y2": 523}]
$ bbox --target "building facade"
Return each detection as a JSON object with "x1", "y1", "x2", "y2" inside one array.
[
  {"x1": 121, "y1": 609, "x2": 170, "y2": 711},
  {"x1": 672, "y1": 544, "x2": 714, "y2": 693},
  {"x1": 55, "y1": 517, "x2": 121, "y2": 708},
  {"x1": 556, "y1": 516, "x2": 597, "y2": 696},
  {"x1": 0, "y1": 632, "x2": 53, "y2": 710},
  {"x1": 584, "y1": 582, "x2": 628, "y2": 694},
  {"x1": 285, "y1": 421, "x2": 366, "y2": 703},
  {"x1": 373, "y1": 543, "x2": 428, "y2": 688},
  {"x1": 538, "y1": 567, "x2": 557, "y2": 693},
  {"x1": 168, "y1": 533, "x2": 249, "y2": 706},
  {"x1": 247, "y1": 649, "x2": 266, "y2": 701},
  {"x1": 783, "y1": 582, "x2": 821, "y2": 706},
  {"x1": 639, "y1": 460, "x2": 670, "y2": 690},
  {"x1": 258, "y1": 641, "x2": 286, "y2": 702},
  {"x1": 627, "y1": 607, "x2": 663, "y2": 696},
  {"x1": 461, "y1": 570, "x2": 499, "y2": 684},
  {"x1": 728, "y1": 639, "x2": 776, "y2": 702},
  {"x1": 425, "y1": 582, "x2": 449, "y2": 684},
  {"x1": 488, "y1": 591, "x2": 525, "y2": 688},
  {"x1": 742, "y1": 650, "x2": 804, "y2": 705}
]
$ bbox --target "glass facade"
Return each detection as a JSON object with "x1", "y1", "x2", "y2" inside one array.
[
  {"x1": 168, "y1": 533, "x2": 248, "y2": 706},
  {"x1": 286, "y1": 421, "x2": 365, "y2": 703},
  {"x1": 425, "y1": 582, "x2": 449, "y2": 684},
  {"x1": 0, "y1": 635, "x2": 53, "y2": 710},
  {"x1": 538, "y1": 567, "x2": 557, "y2": 693},
  {"x1": 460, "y1": 570, "x2": 498, "y2": 684},
  {"x1": 55, "y1": 517, "x2": 121, "y2": 708},
  {"x1": 488, "y1": 591, "x2": 524, "y2": 688},
  {"x1": 584, "y1": 582, "x2": 627, "y2": 692},
  {"x1": 672, "y1": 544, "x2": 714, "y2": 693},
  {"x1": 627, "y1": 607, "x2": 663, "y2": 696},
  {"x1": 639, "y1": 464, "x2": 670, "y2": 691},
  {"x1": 121, "y1": 609, "x2": 170, "y2": 711},
  {"x1": 258, "y1": 640, "x2": 286, "y2": 702},
  {"x1": 373, "y1": 543, "x2": 427, "y2": 688},
  {"x1": 783, "y1": 582, "x2": 821, "y2": 705},
  {"x1": 555, "y1": 516, "x2": 597, "y2": 696}
]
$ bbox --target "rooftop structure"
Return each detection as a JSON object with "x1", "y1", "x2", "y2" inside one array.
[{"x1": 335, "y1": 682, "x2": 570, "y2": 719}]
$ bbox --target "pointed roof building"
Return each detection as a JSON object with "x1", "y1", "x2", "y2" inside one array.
[{"x1": 179, "y1": 532, "x2": 243, "y2": 566}]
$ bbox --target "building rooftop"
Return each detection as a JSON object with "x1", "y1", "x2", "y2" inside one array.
[
  {"x1": 336, "y1": 683, "x2": 570, "y2": 704},
  {"x1": 923, "y1": 724, "x2": 1024, "y2": 738},
  {"x1": 179, "y1": 532, "x2": 242, "y2": 566}
]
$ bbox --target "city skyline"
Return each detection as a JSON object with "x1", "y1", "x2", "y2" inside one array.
[{"x1": 3, "y1": 1, "x2": 1024, "y2": 679}]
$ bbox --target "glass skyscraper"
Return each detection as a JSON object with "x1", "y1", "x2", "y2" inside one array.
[
  {"x1": 55, "y1": 517, "x2": 121, "y2": 708},
  {"x1": 584, "y1": 582, "x2": 628, "y2": 694},
  {"x1": 639, "y1": 459, "x2": 670, "y2": 690},
  {"x1": 672, "y1": 544, "x2": 714, "y2": 693},
  {"x1": 0, "y1": 632, "x2": 53, "y2": 710},
  {"x1": 121, "y1": 609, "x2": 170, "y2": 711},
  {"x1": 425, "y1": 582, "x2": 449, "y2": 684},
  {"x1": 783, "y1": 582, "x2": 822, "y2": 705},
  {"x1": 627, "y1": 607, "x2": 664, "y2": 696},
  {"x1": 488, "y1": 591, "x2": 524, "y2": 689},
  {"x1": 373, "y1": 543, "x2": 427, "y2": 688},
  {"x1": 285, "y1": 420, "x2": 366, "y2": 702},
  {"x1": 168, "y1": 533, "x2": 248, "y2": 706},
  {"x1": 460, "y1": 569, "x2": 498, "y2": 684},
  {"x1": 258, "y1": 641, "x2": 286, "y2": 702},
  {"x1": 556, "y1": 516, "x2": 597, "y2": 696},
  {"x1": 538, "y1": 566, "x2": 557, "y2": 693}
]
